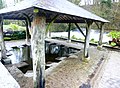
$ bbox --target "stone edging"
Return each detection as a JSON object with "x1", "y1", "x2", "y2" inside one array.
[{"x1": 90, "y1": 52, "x2": 110, "y2": 88}]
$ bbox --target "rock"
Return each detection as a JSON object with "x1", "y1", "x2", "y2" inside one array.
[
  {"x1": 2, "y1": 58, "x2": 11, "y2": 65},
  {"x1": 14, "y1": 62, "x2": 29, "y2": 68},
  {"x1": 55, "y1": 57, "x2": 66, "y2": 61},
  {"x1": 12, "y1": 46, "x2": 19, "y2": 49},
  {"x1": 6, "y1": 52, "x2": 12, "y2": 57},
  {"x1": 22, "y1": 44, "x2": 28, "y2": 47},
  {"x1": 79, "y1": 83, "x2": 91, "y2": 88},
  {"x1": 6, "y1": 47, "x2": 13, "y2": 51},
  {"x1": 24, "y1": 70, "x2": 33, "y2": 77},
  {"x1": 68, "y1": 54, "x2": 78, "y2": 59},
  {"x1": 46, "y1": 62, "x2": 58, "y2": 67}
]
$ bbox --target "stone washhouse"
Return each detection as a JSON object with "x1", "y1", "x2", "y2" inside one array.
[{"x1": 0, "y1": 0, "x2": 109, "y2": 87}]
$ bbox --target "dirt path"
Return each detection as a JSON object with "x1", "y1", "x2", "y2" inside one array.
[{"x1": 98, "y1": 51, "x2": 120, "y2": 88}]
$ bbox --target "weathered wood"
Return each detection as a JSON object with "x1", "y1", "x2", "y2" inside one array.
[
  {"x1": 68, "y1": 23, "x2": 71, "y2": 42},
  {"x1": 98, "y1": 23, "x2": 104, "y2": 47},
  {"x1": 31, "y1": 12, "x2": 46, "y2": 88},
  {"x1": 46, "y1": 15, "x2": 58, "y2": 38},
  {"x1": 94, "y1": 22, "x2": 100, "y2": 29},
  {"x1": 75, "y1": 23, "x2": 86, "y2": 37},
  {"x1": 83, "y1": 21, "x2": 93, "y2": 60},
  {"x1": 25, "y1": 20, "x2": 30, "y2": 44},
  {"x1": 23, "y1": 13, "x2": 32, "y2": 35},
  {"x1": 0, "y1": 16, "x2": 6, "y2": 60}
]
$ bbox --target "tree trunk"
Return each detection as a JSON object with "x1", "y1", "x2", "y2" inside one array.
[
  {"x1": 31, "y1": 13, "x2": 46, "y2": 88},
  {"x1": 83, "y1": 21, "x2": 92, "y2": 60},
  {"x1": 0, "y1": 16, "x2": 6, "y2": 60},
  {"x1": 98, "y1": 23, "x2": 104, "y2": 47}
]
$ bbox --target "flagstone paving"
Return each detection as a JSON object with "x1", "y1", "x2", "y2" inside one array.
[{"x1": 98, "y1": 51, "x2": 120, "y2": 88}]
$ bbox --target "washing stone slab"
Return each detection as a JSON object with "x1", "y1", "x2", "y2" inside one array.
[{"x1": 0, "y1": 62, "x2": 20, "y2": 88}]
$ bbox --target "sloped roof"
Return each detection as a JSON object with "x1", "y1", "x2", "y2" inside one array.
[{"x1": 0, "y1": 0, "x2": 109, "y2": 23}]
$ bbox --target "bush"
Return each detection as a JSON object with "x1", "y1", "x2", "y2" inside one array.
[
  {"x1": 4, "y1": 37, "x2": 11, "y2": 41},
  {"x1": 108, "y1": 31, "x2": 120, "y2": 39},
  {"x1": 90, "y1": 38, "x2": 98, "y2": 43},
  {"x1": 71, "y1": 35, "x2": 78, "y2": 40},
  {"x1": 110, "y1": 42, "x2": 116, "y2": 47},
  {"x1": 4, "y1": 31, "x2": 26, "y2": 40},
  {"x1": 108, "y1": 31, "x2": 120, "y2": 46}
]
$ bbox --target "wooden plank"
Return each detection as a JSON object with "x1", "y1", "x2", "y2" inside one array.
[{"x1": 31, "y1": 12, "x2": 46, "y2": 88}]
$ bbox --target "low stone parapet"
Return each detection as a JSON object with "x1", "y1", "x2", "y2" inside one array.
[{"x1": 0, "y1": 62, "x2": 20, "y2": 88}]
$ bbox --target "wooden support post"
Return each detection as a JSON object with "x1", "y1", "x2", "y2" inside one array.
[
  {"x1": 31, "y1": 10, "x2": 46, "y2": 88},
  {"x1": 23, "y1": 13, "x2": 31, "y2": 44},
  {"x1": 25, "y1": 20, "x2": 30, "y2": 44},
  {"x1": 0, "y1": 16, "x2": 6, "y2": 60},
  {"x1": 46, "y1": 15, "x2": 58, "y2": 38},
  {"x1": 83, "y1": 21, "x2": 93, "y2": 61},
  {"x1": 68, "y1": 23, "x2": 71, "y2": 42},
  {"x1": 98, "y1": 23, "x2": 104, "y2": 47}
]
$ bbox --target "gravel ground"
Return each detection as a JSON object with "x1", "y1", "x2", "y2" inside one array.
[{"x1": 45, "y1": 47, "x2": 109, "y2": 88}]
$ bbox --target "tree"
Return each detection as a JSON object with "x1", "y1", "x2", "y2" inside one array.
[
  {"x1": 100, "y1": 0, "x2": 112, "y2": 8},
  {"x1": 93, "y1": 0, "x2": 100, "y2": 5},
  {"x1": 111, "y1": 2, "x2": 120, "y2": 29},
  {"x1": 0, "y1": 0, "x2": 5, "y2": 9},
  {"x1": 14, "y1": 0, "x2": 23, "y2": 4},
  {"x1": 14, "y1": 0, "x2": 23, "y2": 3},
  {"x1": 68, "y1": 0, "x2": 81, "y2": 5}
]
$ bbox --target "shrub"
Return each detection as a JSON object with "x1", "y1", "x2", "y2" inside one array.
[
  {"x1": 110, "y1": 42, "x2": 116, "y2": 46},
  {"x1": 108, "y1": 31, "x2": 120, "y2": 46},
  {"x1": 108, "y1": 31, "x2": 120, "y2": 39},
  {"x1": 90, "y1": 38, "x2": 98, "y2": 43},
  {"x1": 4, "y1": 37, "x2": 11, "y2": 41},
  {"x1": 71, "y1": 35, "x2": 78, "y2": 40},
  {"x1": 4, "y1": 31, "x2": 26, "y2": 40}
]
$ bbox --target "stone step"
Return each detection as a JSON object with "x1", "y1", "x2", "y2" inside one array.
[{"x1": 14, "y1": 62, "x2": 29, "y2": 68}]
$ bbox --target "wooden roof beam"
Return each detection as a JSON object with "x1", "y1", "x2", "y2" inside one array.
[{"x1": 74, "y1": 23, "x2": 86, "y2": 37}]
